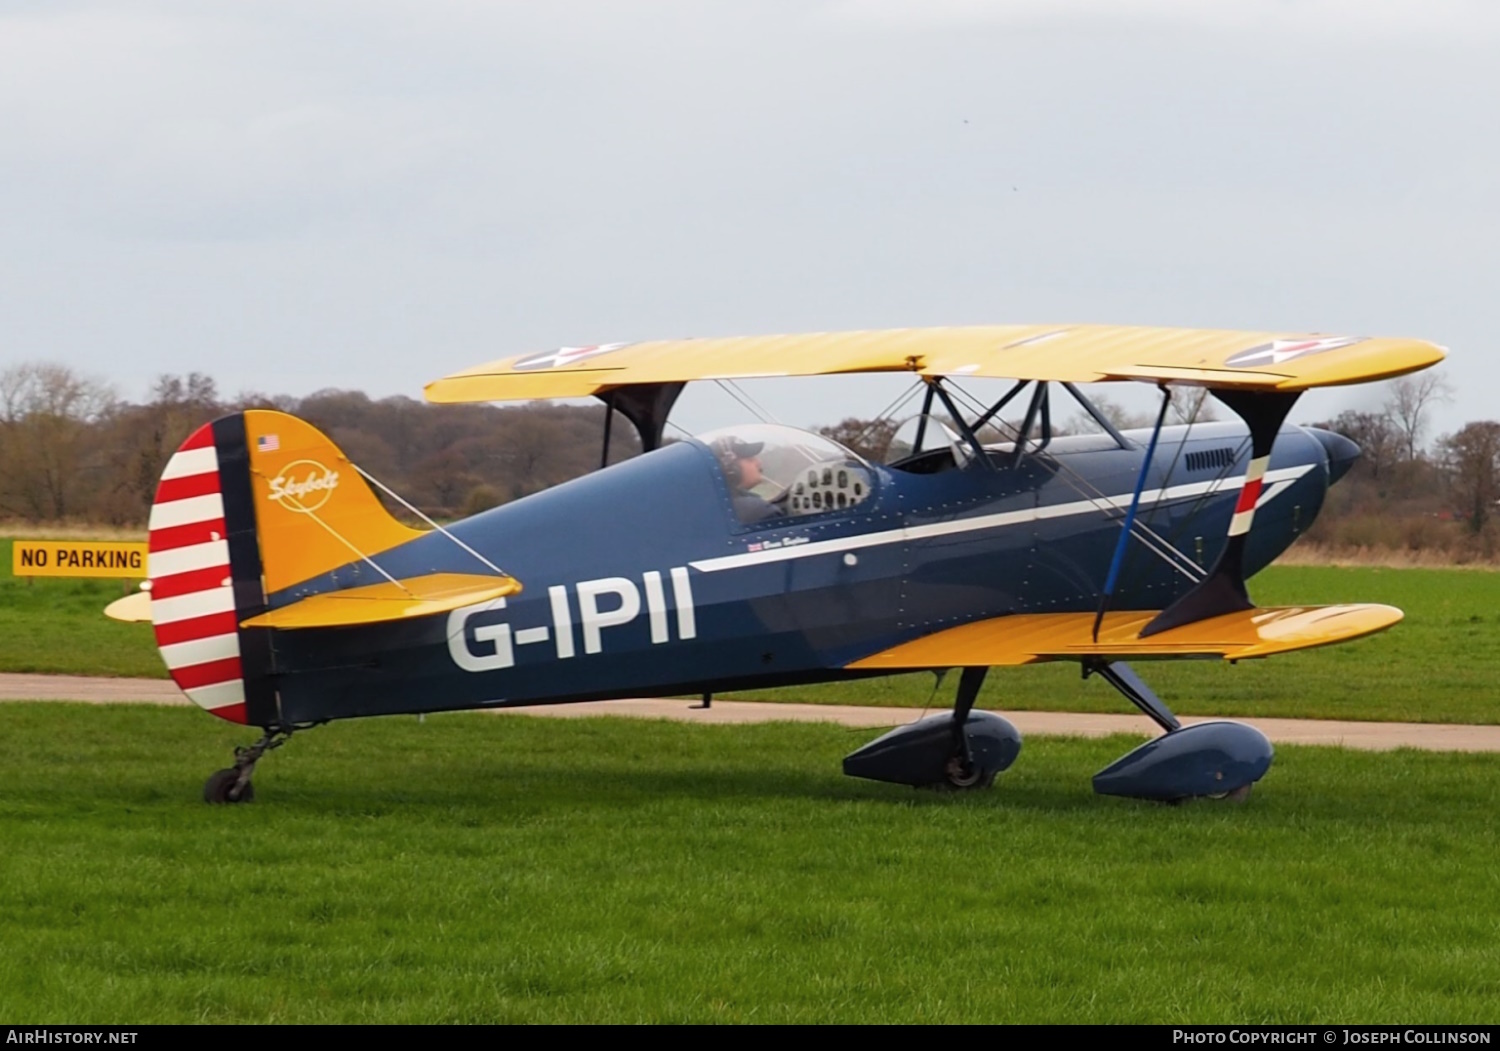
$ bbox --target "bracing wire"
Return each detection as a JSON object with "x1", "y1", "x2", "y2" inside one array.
[
  {"x1": 713, "y1": 375, "x2": 928, "y2": 461},
  {"x1": 270, "y1": 487, "x2": 415, "y2": 597},
  {"x1": 944, "y1": 380, "x2": 1204, "y2": 583},
  {"x1": 724, "y1": 379, "x2": 781, "y2": 425},
  {"x1": 354, "y1": 464, "x2": 512, "y2": 579},
  {"x1": 714, "y1": 380, "x2": 777, "y2": 424},
  {"x1": 1130, "y1": 384, "x2": 1259, "y2": 570},
  {"x1": 1094, "y1": 385, "x2": 1174, "y2": 640},
  {"x1": 1126, "y1": 383, "x2": 1196, "y2": 591},
  {"x1": 842, "y1": 379, "x2": 927, "y2": 455},
  {"x1": 346, "y1": 463, "x2": 517, "y2": 654},
  {"x1": 871, "y1": 378, "x2": 928, "y2": 424}
]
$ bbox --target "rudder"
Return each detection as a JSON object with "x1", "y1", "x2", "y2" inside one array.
[{"x1": 147, "y1": 410, "x2": 427, "y2": 725}]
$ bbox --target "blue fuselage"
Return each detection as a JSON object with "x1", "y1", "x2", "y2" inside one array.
[{"x1": 266, "y1": 422, "x2": 1342, "y2": 723}]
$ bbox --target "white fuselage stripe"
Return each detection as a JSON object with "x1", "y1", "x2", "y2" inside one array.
[
  {"x1": 689, "y1": 465, "x2": 1312, "y2": 573},
  {"x1": 1256, "y1": 479, "x2": 1295, "y2": 508},
  {"x1": 147, "y1": 493, "x2": 226, "y2": 531}
]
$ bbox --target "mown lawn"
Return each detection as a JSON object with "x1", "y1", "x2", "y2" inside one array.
[
  {"x1": 1, "y1": 704, "x2": 1497, "y2": 1023},
  {"x1": 0, "y1": 538, "x2": 161, "y2": 678}
]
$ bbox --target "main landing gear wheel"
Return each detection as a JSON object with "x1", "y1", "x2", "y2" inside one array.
[
  {"x1": 203, "y1": 768, "x2": 255, "y2": 804},
  {"x1": 842, "y1": 667, "x2": 1022, "y2": 791},
  {"x1": 943, "y1": 755, "x2": 996, "y2": 790},
  {"x1": 1086, "y1": 661, "x2": 1273, "y2": 803}
]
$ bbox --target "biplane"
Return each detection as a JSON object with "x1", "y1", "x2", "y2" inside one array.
[{"x1": 110, "y1": 324, "x2": 1444, "y2": 804}]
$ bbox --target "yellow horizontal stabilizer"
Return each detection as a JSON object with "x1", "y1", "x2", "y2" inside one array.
[
  {"x1": 104, "y1": 591, "x2": 153, "y2": 623},
  {"x1": 426, "y1": 325, "x2": 1444, "y2": 403},
  {"x1": 240, "y1": 573, "x2": 521, "y2": 630},
  {"x1": 846, "y1": 604, "x2": 1404, "y2": 670}
]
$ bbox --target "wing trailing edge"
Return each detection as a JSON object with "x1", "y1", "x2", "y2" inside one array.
[{"x1": 845, "y1": 604, "x2": 1404, "y2": 669}]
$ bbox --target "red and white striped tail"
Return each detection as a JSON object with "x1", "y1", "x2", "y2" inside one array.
[{"x1": 146, "y1": 424, "x2": 247, "y2": 724}]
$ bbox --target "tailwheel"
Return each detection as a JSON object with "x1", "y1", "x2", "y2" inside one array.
[
  {"x1": 203, "y1": 768, "x2": 255, "y2": 804},
  {"x1": 202, "y1": 725, "x2": 302, "y2": 804}
]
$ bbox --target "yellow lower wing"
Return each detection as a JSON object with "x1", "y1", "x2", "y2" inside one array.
[
  {"x1": 846, "y1": 605, "x2": 1402, "y2": 669},
  {"x1": 240, "y1": 573, "x2": 521, "y2": 630}
]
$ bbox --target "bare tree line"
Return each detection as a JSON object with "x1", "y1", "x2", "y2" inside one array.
[
  {"x1": 0, "y1": 364, "x2": 639, "y2": 525},
  {"x1": 2, "y1": 362, "x2": 1496, "y2": 558},
  {"x1": 1302, "y1": 375, "x2": 1500, "y2": 556}
]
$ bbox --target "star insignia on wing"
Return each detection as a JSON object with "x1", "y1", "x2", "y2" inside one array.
[
  {"x1": 1224, "y1": 335, "x2": 1366, "y2": 370},
  {"x1": 512, "y1": 342, "x2": 633, "y2": 372}
]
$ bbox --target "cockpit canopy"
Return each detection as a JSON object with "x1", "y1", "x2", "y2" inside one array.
[{"x1": 696, "y1": 424, "x2": 874, "y2": 524}]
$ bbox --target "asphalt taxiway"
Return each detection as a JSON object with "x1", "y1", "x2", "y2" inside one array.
[{"x1": 4, "y1": 673, "x2": 1499, "y2": 753}]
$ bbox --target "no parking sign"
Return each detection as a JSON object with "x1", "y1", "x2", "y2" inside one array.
[{"x1": 11, "y1": 540, "x2": 149, "y2": 578}]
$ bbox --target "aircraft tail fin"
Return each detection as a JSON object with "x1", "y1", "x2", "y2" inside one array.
[{"x1": 145, "y1": 410, "x2": 428, "y2": 725}]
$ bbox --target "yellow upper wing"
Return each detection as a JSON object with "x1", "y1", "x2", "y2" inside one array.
[{"x1": 425, "y1": 325, "x2": 1445, "y2": 403}]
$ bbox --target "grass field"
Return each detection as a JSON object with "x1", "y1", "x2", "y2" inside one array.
[
  {"x1": 1, "y1": 704, "x2": 1498, "y2": 1023},
  {"x1": 0, "y1": 538, "x2": 163, "y2": 679},
  {"x1": 4, "y1": 538, "x2": 1496, "y2": 724}
]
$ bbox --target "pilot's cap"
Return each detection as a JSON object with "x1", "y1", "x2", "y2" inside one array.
[{"x1": 710, "y1": 436, "x2": 764, "y2": 473}]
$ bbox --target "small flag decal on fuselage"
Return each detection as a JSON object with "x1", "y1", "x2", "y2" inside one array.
[{"x1": 257, "y1": 434, "x2": 280, "y2": 452}]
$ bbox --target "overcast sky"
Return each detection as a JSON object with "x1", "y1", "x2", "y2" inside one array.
[{"x1": 2, "y1": 0, "x2": 1495, "y2": 438}]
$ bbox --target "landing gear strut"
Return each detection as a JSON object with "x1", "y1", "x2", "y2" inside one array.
[
  {"x1": 843, "y1": 666, "x2": 1022, "y2": 790},
  {"x1": 942, "y1": 666, "x2": 990, "y2": 788},
  {"x1": 203, "y1": 726, "x2": 295, "y2": 804},
  {"x1": 1085, "y1": 660, "x2": 1272, "y2": 803}
]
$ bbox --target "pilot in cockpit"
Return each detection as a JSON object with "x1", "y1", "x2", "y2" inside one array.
[{"x1": 712, "y1": 437, "x2": 785, "y2": 524}]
